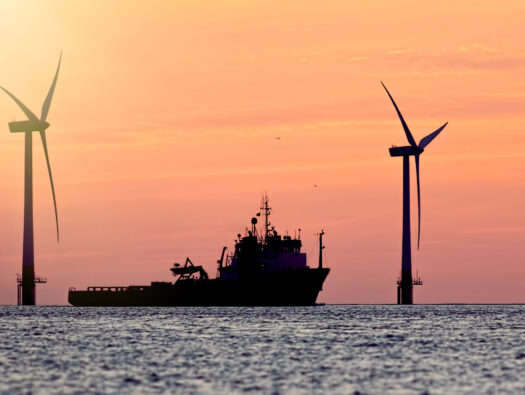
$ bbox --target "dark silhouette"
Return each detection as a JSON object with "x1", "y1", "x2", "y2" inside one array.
[
  {"x1": 382, "y1": 82, "x2": 447, "y2": 305},
  {"x1": 68, "y1": 196, "x2": 330, "y2": 306},
  {"x1": 318, "y1": 230, "x2": 325, "y2": 269},
  {"x1": 171, "y1": 257, "x2": 209, "y2": 281},
  {"x1": 1, "y1": 53, "x2": 61, "y2": 305}
]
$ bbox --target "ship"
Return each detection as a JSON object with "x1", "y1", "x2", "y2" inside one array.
[{"x1": 68, "y1": 196, "x2": 330, "y2": 306}]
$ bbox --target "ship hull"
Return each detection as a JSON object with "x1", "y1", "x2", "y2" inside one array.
[{"x1": 68, "y1": 268, "x2": 330, "y2": 307}]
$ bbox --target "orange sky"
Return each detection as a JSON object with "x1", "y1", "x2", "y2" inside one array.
[{"x1": 1, "y1": 1, "x2": 525, "y2": 304}]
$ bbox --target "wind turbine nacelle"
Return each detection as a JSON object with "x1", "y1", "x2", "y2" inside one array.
[
  {"x1": 389, "y1": 145, "x2": 422, "y2": 157},
  {"x1": 8, "y1": 120, "x2": 49, "y2": 133}
]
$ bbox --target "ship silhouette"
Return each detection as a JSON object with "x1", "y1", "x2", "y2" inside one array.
[{"x1": 68, "y1": 196, "x2": 330, "y2": 306}]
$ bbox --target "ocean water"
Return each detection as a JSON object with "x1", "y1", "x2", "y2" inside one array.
[{"x1": 0, "y1": 305, "x2": 524, "y2": 394}]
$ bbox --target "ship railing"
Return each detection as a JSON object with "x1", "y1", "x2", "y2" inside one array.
[
  {"x1": 87, "y1": 286, "x2": 129, "y2": 292},
  {"x1": 17, "y1": 275, "x2": 47, "y2": 284},
  {"x1": 396, "y1": 278, "x2": 423, "y2": 286}
]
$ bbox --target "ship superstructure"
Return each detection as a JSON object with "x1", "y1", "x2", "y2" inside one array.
[{"x1": 218, "y1": 196, "x2": 308, "y2": 281}]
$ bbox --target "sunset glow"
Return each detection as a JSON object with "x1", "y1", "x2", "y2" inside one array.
[{"x1": 1, "y1": 1, "x2": 525, "y2": 304}]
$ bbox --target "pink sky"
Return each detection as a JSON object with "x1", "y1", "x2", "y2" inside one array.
[{"x1": 1, "y1": 1, "x2": 525, "y2": 304}]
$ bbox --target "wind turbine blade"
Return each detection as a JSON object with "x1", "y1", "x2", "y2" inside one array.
[
  {"x1": 381, "y1": 81, "x2": 417, "y2": 147},
  {"x1": 41, "y1": 52, "x2": 62, "y2": 122},
  {"x1": 0, "y1": 86, "x2": 40, "y2": 123},
  {"x1": 419, "y1": 122, "x2": 448, "y2": 149},
  {"x1": 39, "y1": 131, "x2": 59, "y2": 242},
  {"x1": 415, "y1": 154, "x2": 421, "y2": 249}
]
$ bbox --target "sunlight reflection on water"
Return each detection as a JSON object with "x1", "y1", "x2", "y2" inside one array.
[{"x1": 0, "y1": 305, "x2": 524, "y2": 394}]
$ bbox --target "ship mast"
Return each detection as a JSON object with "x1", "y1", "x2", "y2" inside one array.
[
  {"x1": 318, "y1": 230, "x2": 325, "y2": 269},
  {"x1": 260, "y1": 195, "x2": 272, "y2": 241}
]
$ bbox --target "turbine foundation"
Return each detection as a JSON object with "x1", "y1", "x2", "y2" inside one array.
[{"x1": 397, "y1": 270, "x2": 413, "y2": 304}]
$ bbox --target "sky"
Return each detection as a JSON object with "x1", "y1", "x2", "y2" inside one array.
[{"x1": 1, "y1": 0, "x2": 525, "y2": 304}]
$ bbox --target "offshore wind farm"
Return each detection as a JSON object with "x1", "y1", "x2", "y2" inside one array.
[
  {"x1": 1, "y1": 3, "x2": 524, "y2": 307},
  {"x1": 1, "y1": 2, "x2": 525, "y2": 394}
]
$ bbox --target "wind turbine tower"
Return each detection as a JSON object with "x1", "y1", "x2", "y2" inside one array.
[
  {"x1": 381, "y1": 82, "x2": 447, "y2": 305},
  {"x1": 1, "y1": 54, "x2": 61, "y2": 305}
]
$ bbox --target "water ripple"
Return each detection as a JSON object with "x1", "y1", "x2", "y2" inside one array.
[{"x1": 0, "y1": 305, "x2": 524, "y2": 394}]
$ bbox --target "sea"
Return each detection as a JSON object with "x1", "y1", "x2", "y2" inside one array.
[{"x1": 0, "y1": 305, "x2": 524, "y2": 394}]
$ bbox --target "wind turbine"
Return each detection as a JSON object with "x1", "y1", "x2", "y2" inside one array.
[
  {"x1": 1, "y1": 53, "x2": 61, "y2": 305},
  {"x1": 381, "y1": 82, "x2": 447, "y2": 305}
]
